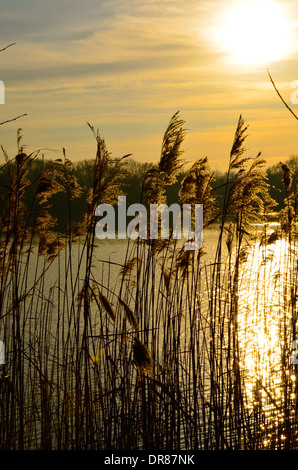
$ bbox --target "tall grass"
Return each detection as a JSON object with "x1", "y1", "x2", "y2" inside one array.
[{"x1": 0, "y1": 113, "x2": 297, "y2": 450}]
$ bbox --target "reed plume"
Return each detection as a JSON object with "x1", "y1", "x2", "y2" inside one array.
[
  {"x1": 133, "y1": 337, "x2": 153, "y2": 377},
  {"x1": 159, "y1": 110, "x2": 186, "y2": 185},
  {"x1": 142, "y1": 111, "x2": 186, "y2": 205},
  {"x1": 73, "y1": 123, "x2": 128, "y2": 237},
  {"x1": 179, "y1": 156, "x2": 215, "y2": 228}
]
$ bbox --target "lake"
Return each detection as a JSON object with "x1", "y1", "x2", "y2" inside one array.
[{"x1": 1, "y1": 225, "x2": 297, "y2": 450}]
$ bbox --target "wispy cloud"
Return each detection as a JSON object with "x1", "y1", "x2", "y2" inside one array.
[{"x1": 1, "y1": 0, "x2": 298, "y2": 168}]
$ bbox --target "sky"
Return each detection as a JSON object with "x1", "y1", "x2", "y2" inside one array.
[{"x1": 1, "y1": 0, "x2": 298, "y2": 171}]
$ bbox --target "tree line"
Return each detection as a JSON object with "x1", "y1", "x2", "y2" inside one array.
[{"x1": 0, "y1": 153, "x2": 297, "y2": 234}]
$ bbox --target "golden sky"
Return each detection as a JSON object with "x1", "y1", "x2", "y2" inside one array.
[{"x1": 1, "y1": 0, "x2": 298, "y2": 171}]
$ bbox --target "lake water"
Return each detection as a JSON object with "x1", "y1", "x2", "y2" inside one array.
[{"x1": 1, "y1": 226, "x2": 297, "y2": 449}]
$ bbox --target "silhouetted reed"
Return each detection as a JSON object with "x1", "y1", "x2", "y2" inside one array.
[{"x1": 0, "y1": 113, "x2": 297, "y2": 450}]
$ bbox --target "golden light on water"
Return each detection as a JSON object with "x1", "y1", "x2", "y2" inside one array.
[
  {"x1": 239, "y1": 237, "x2": 287, "y2": 377},
  {"x1": 213, "y1": 0, "x2": 293, "y2": 66},
  {"x1": 237, "y1": 232, "x2": 297, "y2": 445}
]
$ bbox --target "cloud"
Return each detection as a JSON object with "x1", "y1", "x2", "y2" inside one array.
[
  {"x1": 0, "y1": 0, "x2": 112, "y2": 41},
  {"x1": 1, "y1": 0, "x2": 298, "y2": 168},
  {"x1": 1, "y1": 0, "x2": 214, "y2": 89}
]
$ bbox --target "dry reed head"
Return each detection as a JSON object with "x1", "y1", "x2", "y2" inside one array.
[
  {"x1": 73, "y1": 123, "x2": 129, "y2": 237},
  {"x1": 229, "y1": 115, "x2": 250, "y2": 169},
  {"x1": 44, "y1": 236, "x2": 65, "y2": 263},
  {"x1": 95, "y1": 287, "x2": 117, "y2": 323},
  {"x1": 35, "y1": 208, "x2": 57, "y2": 231},
  {"x1": 139, "y1": 112, "x2": 187, "y2": 254},
  {"x1": 159, "y1": 111, "x2": 186, "y2": 185},
  {"x1": 120, "y1": 257, "x2": 138, "y2": 280},
  {"x1": 179, "y1": 156, "x2": 215, "y2": 229},
  {"x1": 87, "y1": 122, "x2": 129, "y2": 205},
  {"x1": 280, "y1": 162, "x2": 293, "y2": 193},
  {"x1": 63, "y1": 157, "x2": 83, "y2": 200},
  {"x1": 35, "y1": 163, "x2": 64, "y2": 205},
  {"x1": 133, "y1": 337, "x2": 153, "y2": 377},
  {"x1": 225, "y1": 118, "x2": 275, "y2": 230},
  {"x1": 262, "y1": 228, "x2": 281, "y2": 246},
  {"x1": 175, "y1": 248, "x2": 194, "y2": 277},
  {"x1": 274, "y1": 163, "x2": 296, "y2": 234},
  {"x1": 279, "y1": 200, "x2": 295, "y2": 234},
  {"x1": 118, "y1": 297, "x2": 139, "y2": 331},
  {"x1": 160, "y1": 264, "x2": 172, "y2": 296},
  {"x1": 142, "y1": 168, "x2": 166, "y2": 205},
  {"x1": 142, "y1": 111, "x2": 186, "y2": 205},
  {"x1": 38, "y1": 232, "x2": 49, "y2": 256},
  {"x1": 0, "y1": 148, "x2": 30, "y2": 233}
]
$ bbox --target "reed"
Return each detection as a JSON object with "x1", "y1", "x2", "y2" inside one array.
[{"x1": 0, "y1": 113, "x2": 297, "y2": 450}]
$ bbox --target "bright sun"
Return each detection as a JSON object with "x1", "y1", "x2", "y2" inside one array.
[{"x1": 215, "y1": 0, "x2": 292, "y2": 66}]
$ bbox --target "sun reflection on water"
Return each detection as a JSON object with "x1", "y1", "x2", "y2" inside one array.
[{"x1": 237, "y1": 233, "x2": 298, "y2": 447}]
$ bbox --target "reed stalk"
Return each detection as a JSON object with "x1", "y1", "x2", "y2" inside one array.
[{"x1": 0, "y1": 113, "x2": 297, "y2": 450}]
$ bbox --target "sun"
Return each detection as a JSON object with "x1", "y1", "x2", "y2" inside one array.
[{"x1": 214, "y1": 0, "x2": 292, "y2": 66}]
